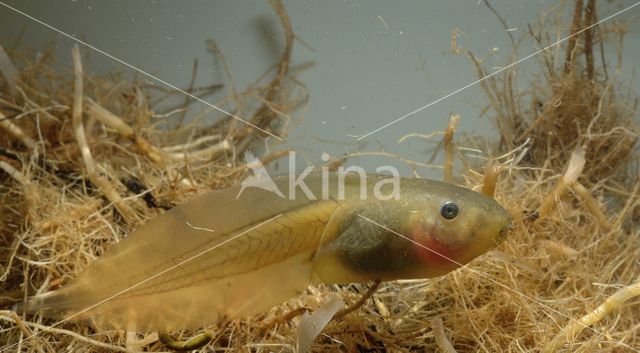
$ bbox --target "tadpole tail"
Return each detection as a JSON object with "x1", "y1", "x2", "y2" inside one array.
[{"x1": 15, "y1": 284, "x2": 92, "y2": 320}]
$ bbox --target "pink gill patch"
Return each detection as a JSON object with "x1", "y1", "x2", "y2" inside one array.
[{"x1": 411, "y1": 224, "x2": 458, "y2": 266}]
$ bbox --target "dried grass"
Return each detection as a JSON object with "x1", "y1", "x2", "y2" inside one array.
[{"x1": 1, "y1": 0, "x2": 639, "y2": 352}]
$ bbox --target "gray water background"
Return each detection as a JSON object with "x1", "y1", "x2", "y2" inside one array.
[{"x1": 1, "y1": 0, "x2": 638, "y2": 178}]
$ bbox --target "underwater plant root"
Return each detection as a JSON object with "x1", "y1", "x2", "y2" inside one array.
[{"x1": 1, "y1": 0, "x2": 639, "y2": 352}]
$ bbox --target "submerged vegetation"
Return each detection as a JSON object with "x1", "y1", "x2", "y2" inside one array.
[{"x1": 0, "y1": 0, "x2": 638, "y2": 352}]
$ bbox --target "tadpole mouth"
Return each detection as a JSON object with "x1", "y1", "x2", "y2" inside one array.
[{"x1": 498, "y1": 223, "x2": 512, "y2": 241}]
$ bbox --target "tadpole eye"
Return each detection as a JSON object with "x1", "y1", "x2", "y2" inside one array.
[{"x1": 440, "y1": 202, "x2": 459, "y2": 220}]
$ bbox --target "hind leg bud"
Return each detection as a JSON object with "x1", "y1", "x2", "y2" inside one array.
[{"x1": 158, "y1": 331, "x2": 215, "y2": 351}]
